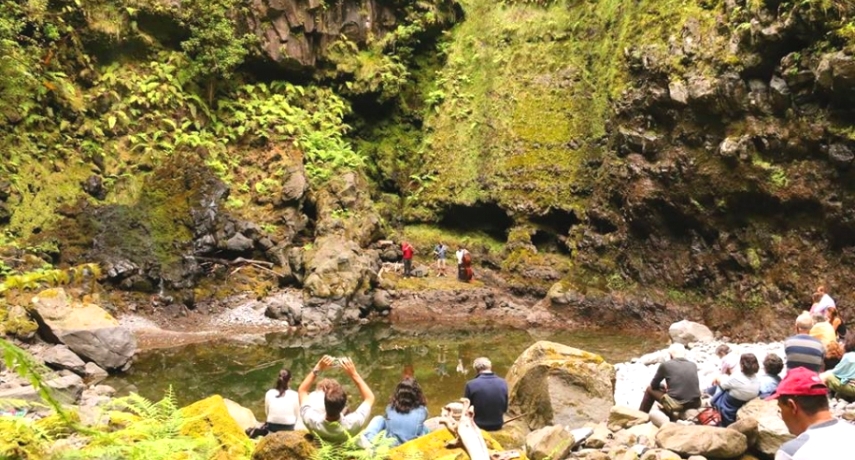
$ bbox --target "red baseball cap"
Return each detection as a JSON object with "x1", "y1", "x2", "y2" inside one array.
[{"x1": 766, "y1": 367, "x2": 828, "y2": 400}]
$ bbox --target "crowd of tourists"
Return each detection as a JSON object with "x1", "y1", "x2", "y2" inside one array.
[
  {"x1": 248, "y1": 355, "x2": 509, "y2": 449},
  {"x1": 638, "y1": 286, "x2": 855, "y2": 458}
]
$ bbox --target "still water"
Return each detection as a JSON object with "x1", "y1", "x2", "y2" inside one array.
[{"x1": 106, "y1": 324, "x2": 663, "y2": 418}]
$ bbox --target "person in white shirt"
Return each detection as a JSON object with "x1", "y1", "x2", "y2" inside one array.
[
  {"x1": 809, "y1": 285, "x2": 835, "y2": 315},
  {"x1": 768, "y1": 367, "x2": 855, "y2": 459},
  {"x1": 298, "y1": 356, "x2": 375, "y2": 444},
  {"x1": 264, "y1": 368, "x2": 300, "y2": 432}
]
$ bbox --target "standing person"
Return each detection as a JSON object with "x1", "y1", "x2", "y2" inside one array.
[
  {"x1": 463, "y1": 357, "x2": 508, "y2": 431},
  {"x1": 709, "y1": 353, "x2": 761, "y2": 427},
  {"x1": 433, "y1": 242, "x2": 448, "y2": 277},
  {"x1": 298, "y1": 356, "x2": 375, "y2": 444},
  {"x1": 401, "y1": 242, "x2": 414, "y2": 277},
  {"x1": 785, "y1": 312, "x2": 825, "y2": 373},
  {"x1": 455, "y1": 247, "x2": 465, "y2": 280},
  {"x1": 821, "y1": 331, "x2": 855, "y2": 401},
  {"x1": 638, "y1": 344, "x2": 701, "y2": 416},
  {"x1": 360, "y1": 377, "x2": 430, "y2": 448},
  {"x1": 461, "y1": 248, "x2": 473, "y2": 282},
  {"x1": 767, "y1": 367, "x2": 855, "y2": 458}
]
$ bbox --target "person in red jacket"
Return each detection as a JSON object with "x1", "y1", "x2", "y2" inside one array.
[{"x1": 401, "y1": 242, "x2": 414, "y2": 277}]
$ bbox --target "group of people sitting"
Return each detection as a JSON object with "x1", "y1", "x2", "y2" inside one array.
[
  {"x1": 250, "y1": 355, "x2": 509, "y2": 449},
  {"x1": 639, "y1": 286, "x2": 855, "y2": 458}
]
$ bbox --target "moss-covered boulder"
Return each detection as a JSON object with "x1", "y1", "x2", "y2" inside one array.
[
  {"x1": 389, "y1": 428, "x2": 524, "y2": 460},
  {"x1": 180, "y1": 395, "x2": 253, "y2": 460},
  {"x1": 251, "y1": 430, "x2": 316, "y2": 460},
  {"x1": 506, "y1": 341, "x2": 615, "y2": 431}
]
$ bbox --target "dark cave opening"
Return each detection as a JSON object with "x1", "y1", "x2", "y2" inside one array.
[
  {"x1": 439, "y1": 202, "x2": 513, "y2": 240},
  {"x1": 531, "y1": 208, "x2": 580, "y2": 236},
  {"x1": 531, "y1": 229, "x2": 571, "y2": 255}
]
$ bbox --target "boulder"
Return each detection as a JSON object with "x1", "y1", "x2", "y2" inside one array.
[
  {"x1": 388, "y1": 427, "x2": 511, "y2": 460},
  {"x1": 28, "y1": 288, "x2": 136, "y2": 370},
  {"x1": 181, "y1": 395, "x2": 253, "y2": 460},
  {"x1": 41, "y1": 345, "x2": 86, "y2": 375},
  {"x1": 727, "y1": 417, "x2": 759, "y2": 448},
  {"x1": 224, "y1": 398, "x2": 259, "y2": 432},
  {"x1": 668, "y1": 320, "x2": 714, "y2": 345},
  {"x1": 507, "y1": 341, "x2": 615, "y2": 430},
  {"x1": 279, "y1": 166, "x2": 308, "y2": 206},
  {"x1": 736, "y1": 399, "x2": 794, "y2": 457},
  {"x1": 60, "y1": 328, "x2": 136, "y2": 370},
  {"x1": 641, "y1": 449, "x2": 681, "y2": 460},
  {"x1": 525, "y1": 425, "x2": 574, "y2": 460},
  {"x1": 224, "y1": 233, "x2": 254, "y2": 252},
  {"x1": 655, "y1": 423, "x2": 747, "y2": 458},
  {"x1": 608, "y1": 406, "x2": 650, "y2": 431},
  {"x1": 0, "y1": 373, "x2": 85, "y2": 405},
  {"x1": 252, "y1": 430, "x2": 316, "y2": 460},
  {"x1": 584, "y1": 422, "x2": 612, "y2": 449},
  {"x1": 83, "y1": 362, "x2": 108, "y2": 382}
]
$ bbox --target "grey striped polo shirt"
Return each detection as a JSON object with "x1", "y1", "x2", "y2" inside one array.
[{"x1": 784, "y1": 334, "x2": 825, "y2": 373}]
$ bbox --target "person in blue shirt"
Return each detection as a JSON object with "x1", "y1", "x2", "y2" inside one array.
[
  {"x1": 360, "y1": 377, "x2": 429, "y2": 447},
  {"x1": 463, "y1": 357, "x2": 508, "y2": 431},
  {"x1": 433, "y1": 242, "x2": 448, "y2": 277}
]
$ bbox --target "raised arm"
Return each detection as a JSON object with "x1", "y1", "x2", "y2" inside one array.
[
  {"x1": 340, "y1": 358, "x2": 375, "y2": 406},
  {"x1": 298, "y1": 355, "x2": 333, "y2": 406}
]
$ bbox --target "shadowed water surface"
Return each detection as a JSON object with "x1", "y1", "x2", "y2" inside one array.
[{"x1": 107, "y1": 324, "x2": 663, "y2": 418}]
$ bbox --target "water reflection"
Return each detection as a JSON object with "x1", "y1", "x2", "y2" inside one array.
[{"x1": 107, "y1": 325, "x2": 662, "y2": 418}]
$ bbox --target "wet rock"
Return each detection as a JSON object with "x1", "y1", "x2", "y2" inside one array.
[
  {"x1": 263, "y1": 291, "x2": 303, "y2": 325},
  {"x1": 372, "y1": 289, "x2": 392, "y2": 310},
  {"x1": 828, "y1": 143, "x2": 854, "y2": 168},
  {"x1": 815, "y1": 51, "x2": 855, "y2": 101},
  {"x1": 736, "y1": 399, "x2": 794, "y2": 457},
  {"x1": 769, "y1": 75, "x2": 790, "y2": 112},
  {"x1": 82, "y1": 174, "x2": 106, "y2": 200},
  {"x1": 42, "y1": 345, "x2": 86, "y2": 375},
  {"x1": 668, "y1": 320, "x2": 714, "y2": 344},
  {"x1": 654, "y1": 423, "x2": 747, "y2": 458},
  {"x1": 507, "y1": 341, "x2": 615, "y2": 430},
  {"x1": 526, "y1": 425, "x2": 574, "y2": 460},
  {"x1": 251, "y1": 430, "x2": 316, "y2": 460}
]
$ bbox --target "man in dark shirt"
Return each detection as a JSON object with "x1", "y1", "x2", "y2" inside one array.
[
  {"x1": 463, "y1": 357, "x2": 508, "y2": 431},
  {"x1": 639, "y1": 343, "x2": 701, "y2": 413},
  {"x1": 784, "y1": 312, "x2": 825, "y2": 372}
]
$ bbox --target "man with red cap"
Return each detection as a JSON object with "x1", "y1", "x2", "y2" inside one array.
[{"x1": 767, "y1": 367, "x2": 855, "y2": 459}]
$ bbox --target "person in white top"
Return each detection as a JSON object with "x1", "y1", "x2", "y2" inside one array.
[
  {"x1": 264, "y1": 368, "x2": 300, "y2": 431},
  {"x1": 809, "y1": 285, "x2": 835, "y2": 315}
]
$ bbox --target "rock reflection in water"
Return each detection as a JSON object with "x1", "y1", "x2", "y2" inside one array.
[{"x1": 106, "y1": 325, "x2": 660, "y2": 417}]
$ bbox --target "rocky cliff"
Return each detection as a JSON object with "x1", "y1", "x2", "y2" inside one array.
[{"x1": 1, "y1": 0, "x2": 854, "y2": 337}]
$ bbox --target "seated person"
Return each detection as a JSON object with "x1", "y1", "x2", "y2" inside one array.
[
  {"x1": 639, "y1": 344, "x2": 701, "y2": 416},
  {"x1": 463, "y1": 357, "x2": 508, "y2": 431},
  {"x1": 247, "y1": 368, "x2": 299, "y2": 438},
  {"x1": 785, "y1": 312, "x2": 825, "y2": 373},
  {"x1": 715, "y1": 344, "x2": 740, "y2": 376},
  {"x1": 758, "y1": 353, "x2": 784, "y2": 399},
  {"x1": 360, "y1": 377, "x2": 429, "y2": 448},
  {"x1": 710, "y1": 353, "x2": 761, "y2": 427},
  {"x1": 820, "y1": 331, "x2": 855, "y2": 402},
  {"x1": 298, "y1": 356, "x2": 375, "y2": 444},
  {"x1": 810, "y1": 313, "x2": 836, "y2": 349}
]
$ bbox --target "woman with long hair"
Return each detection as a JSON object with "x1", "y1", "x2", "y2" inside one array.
[
  {"x1": 263, "y1": 368, "x2": 300, "y2": 432},
  {"x1": 359, "y1": 377, "x2": 429, "y2": 447}
]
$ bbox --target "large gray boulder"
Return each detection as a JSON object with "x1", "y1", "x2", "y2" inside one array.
[
  {"x1": 41, "y1": 345, "x2": 86, "y2": 375},
  {"x1": 737, "y1": 398, "x2": 794, "y2": 457},
  {"x1": 60, "y1": 328, "x2": 136, "y2": 370},
  {"x1": 0, "y1": 373, "x2": 85, "y2": 405},
  {"x1": 507, "y1": 341, "x2": 615, "y2": 430},
  {"x1": 655, "y1": 423, "x2": 747, "y2": 458},
  {"x1": 668, "y1": 320, "x2": 714, "y2": 344},
  {"x1": 28, "y1": 288, "x2": 136, "y2": 370}
]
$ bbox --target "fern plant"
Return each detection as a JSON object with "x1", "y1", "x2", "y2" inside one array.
[{"x1": 312, "y1": 432, "x2": 396, "y2": 460}]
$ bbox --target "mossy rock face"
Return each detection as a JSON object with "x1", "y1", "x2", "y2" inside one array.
[
  {"x1": 180, "y1": 394, "x2": 253, "y2": 460},
  {"x1": 506, "y1": 341, "x2": 615, "y2": 431},
  {"x1": 389, "y1": 428, "x2": 525, "y2": 460},
  {"x1": 251, "y1": 430, "x2": 316, "y2": 460}
]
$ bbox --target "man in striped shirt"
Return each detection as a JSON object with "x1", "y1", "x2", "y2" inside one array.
[{"x1": 784, "y1": 312, "x2": 825, "y2": 373}]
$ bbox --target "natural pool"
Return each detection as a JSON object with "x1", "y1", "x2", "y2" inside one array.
[{"x1": 106, "y1": 324, "x2": 664, "y2": 419}]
